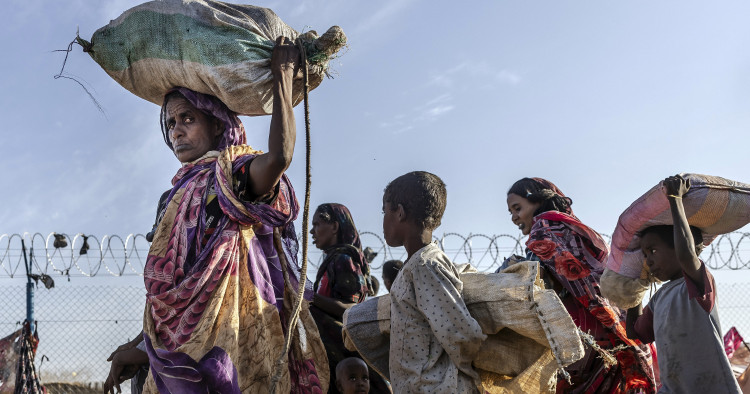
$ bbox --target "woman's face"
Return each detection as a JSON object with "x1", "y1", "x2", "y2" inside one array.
[
  {"x1": 311, "y1": 211, "x2": 338, "y2": 250},
  {"x1": 165, "y1": 97, "x2": 222, "y2": 163},
  {"x1": 507, "y1": 193, "x2": 541, "y2": 235}
]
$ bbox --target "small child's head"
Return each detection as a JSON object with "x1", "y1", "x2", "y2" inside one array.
[
  {"x1": 638, "y1": 225, "x2": 704, "y2": 281},
  {"x1": 382, "y1": 259, "x2": 403, "y2": 292},
  {"x1": 382, "y1": 171, "x2": 447, "y2": 247},
  {"x1": 335, "y1": 357, "x2": 370, "y2": 394},
  {"x1": 369, "y1": 276, "x2": 380, "y2": 296}
]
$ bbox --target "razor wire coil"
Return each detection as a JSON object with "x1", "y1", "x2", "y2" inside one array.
[{"x1": 2, "y1": 231, "x2": 750, "y2": 278}]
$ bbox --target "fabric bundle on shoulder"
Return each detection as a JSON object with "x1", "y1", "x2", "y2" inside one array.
[
  {"x1": 78, "y1": 0, "x2": 346, "y2": 115},
  {"x1": 342, "y1": 261, "x2": 584, "y2": 394},
  {"x1": 602, "y1": 173, "x2": 750, "y2": 309}
]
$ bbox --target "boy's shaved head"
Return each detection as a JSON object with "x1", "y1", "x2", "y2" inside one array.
[{"x1": 383, "y1": 171, "x2": 447, "y2": 231}]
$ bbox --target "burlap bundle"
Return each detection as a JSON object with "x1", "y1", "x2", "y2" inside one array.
[
  {"x1": 342, "y1": 261, "x2": 584, "y2": 394},
  {"x1": 80, "y1": 0, "x2": 346, "y2": 115},
  {"x1": 602, "y1": 173, "x2": 750, "y2": 308}
]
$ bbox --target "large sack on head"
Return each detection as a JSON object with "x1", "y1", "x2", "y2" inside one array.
[
  {"x1": 602, "y1": 173, "x2": 750, "y2": 308},
  {"x1": 79, "y1": 0, "x2": 346, "y2": 115},
  {"x1": 342, "y1": 261, "x2": 584, "y2": 393}
]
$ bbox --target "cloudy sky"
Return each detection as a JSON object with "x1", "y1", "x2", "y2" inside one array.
[{"x1": 2, "y1": 0, "x2": 750, "y2": 271}]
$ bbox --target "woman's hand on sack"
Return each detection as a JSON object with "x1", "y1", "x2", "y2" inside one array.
[
  {"x1": 663, "y1": 174, "x2": 690, "y2": 199},
  {"x1": 271, "y1": 36, "x2": 301, "y2": 79}
]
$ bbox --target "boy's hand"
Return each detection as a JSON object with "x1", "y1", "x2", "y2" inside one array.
[{"x1": 663, "y1": 174, "x2": 690, "y2": 199}]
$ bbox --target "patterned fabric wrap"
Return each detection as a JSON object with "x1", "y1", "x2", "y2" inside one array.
[
  {"x1": 142, "y1": 126, "x2": 327, "y2": 391},
  {"x1": 0, "y1": 329, "x2": 20, "y2": 392},
  {"x1": 12, "y1": 322, "x2": 44, "y2": 394},
  {"x1": 527, "y1": 211, "x2": 657, "y2": 393},
  {"x1": 725, "y1": 326, "x2": 746, "y2": 359},
  {"x1": 532, "y1": 177, "x2": 574, "y2": 216}
]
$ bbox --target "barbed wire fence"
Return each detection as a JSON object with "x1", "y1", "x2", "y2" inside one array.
[
  {"x1": 3, "y1": 230, "x2": 750, "y2": 278},
  {"x1": 0, "y1": 231, "x2": 749, "y2": 392}
]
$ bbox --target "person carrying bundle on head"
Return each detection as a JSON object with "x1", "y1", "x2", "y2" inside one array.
[
  {"x1": 626, "y1": 175, "x2": 742, "y2": 393},
  {"x1": 104, "y1": 37, "x2": 330, "y2": 394}
]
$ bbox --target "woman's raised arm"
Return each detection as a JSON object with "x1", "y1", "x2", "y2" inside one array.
[{"x1": 249, "y1": 36, "x2": 300, "y2": 197}]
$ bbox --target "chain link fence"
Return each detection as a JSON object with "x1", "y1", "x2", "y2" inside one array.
[
  {"x1": 0, "y1": 231, "x2": 749, "y2": 392},
  {"x1": 0, "y1": 283, "x2": 144, "y2": 393}
]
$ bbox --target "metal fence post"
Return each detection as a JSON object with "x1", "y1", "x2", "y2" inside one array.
[{"x1": 22, "y1": 239, "x2": 35, "y2": 332}]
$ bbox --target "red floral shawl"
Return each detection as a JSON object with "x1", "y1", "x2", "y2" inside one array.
[{"x1": 527, "y1": 211, "x2": 656, "y2": 393}]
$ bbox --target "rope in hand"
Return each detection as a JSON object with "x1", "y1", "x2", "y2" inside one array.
[{"x1": 269, "y1": 37, "x2": 312, "y2": 394}]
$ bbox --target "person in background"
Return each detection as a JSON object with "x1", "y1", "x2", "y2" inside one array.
[
  {"x1": 504, "y1": 177, "x2": 656, "y2": 393},
  {"x1": 310, "y1": 203, "x2": 390, "y2": 393},
  {"x1": 369, "y1": 276, "x2": 381, "y2": 296},
  {"x1": 627, "y1": 174, "x2": 741, "y2": 393},
  {"x1": 381, "y1": 260, "x2": 403, "y2": 292},
  {"x1": 335, "y1": 357, "x2": 371, "y2": 394}
]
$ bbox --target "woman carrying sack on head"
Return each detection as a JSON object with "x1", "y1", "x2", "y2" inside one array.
[{"x1": 104, "y1": 38, "x2": 329, "y2": 394}]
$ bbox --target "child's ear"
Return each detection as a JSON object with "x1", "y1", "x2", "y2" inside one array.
[
  {"x1": 397, "y1": 204, "x2": 406, "y2": 222},
  {"x1": 332, "y1": 221, "x2": 340, "y2": 234},
  {"x1": 335, "y1": 380, "x2": 343, "y2": 392}
]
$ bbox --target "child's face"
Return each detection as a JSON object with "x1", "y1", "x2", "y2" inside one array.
[
  {"x1": 336, "y1": 363, "x2": 370, "y2": 394},
  {"x1": 382, "y1": 201, "x2": 403, "y2": 247},
  {"x1": 640, "y1": 232, "x2": 682, "y2": 281},
  {"x1": 507, "y1": 193, "x2": 541, "y2": 235}
]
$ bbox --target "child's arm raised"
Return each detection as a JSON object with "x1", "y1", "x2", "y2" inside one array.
[{"x1": 663, "y1": 174, "x2": 703, "y2": 285}]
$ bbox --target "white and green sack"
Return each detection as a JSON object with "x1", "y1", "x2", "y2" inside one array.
[{"x1": 79, "y1": 0, "x2": 346, "y2": 115}]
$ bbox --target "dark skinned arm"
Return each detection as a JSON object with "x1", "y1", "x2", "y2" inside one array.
[
  {"x1": 103, "y1": 346, "x2": 149, "y2": 394},
  {"x1": 663, "y1": 175, "x2": 703, "y2": 285},
  {"x1": 248, "y1": 36, "x2": 300, "y2": 197},
  {"x1": 312, "y1": 293, "x2": 355, "y2": 319},
  {"x1": 626, "y1": 304, "x2": 643, "y2": 340}
]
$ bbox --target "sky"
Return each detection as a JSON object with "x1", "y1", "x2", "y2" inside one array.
[{"x1": 2, "y1": 0, "x2": 750, "y2": 276}]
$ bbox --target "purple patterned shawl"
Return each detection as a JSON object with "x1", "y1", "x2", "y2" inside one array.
[{"x1": 142, "y1": 88, "x2": 325, "y2": 393}]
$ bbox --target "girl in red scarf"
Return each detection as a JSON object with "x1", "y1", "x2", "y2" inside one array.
[{"x1": 505, "y1": 178, "x2": 656, "y2": 393}]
